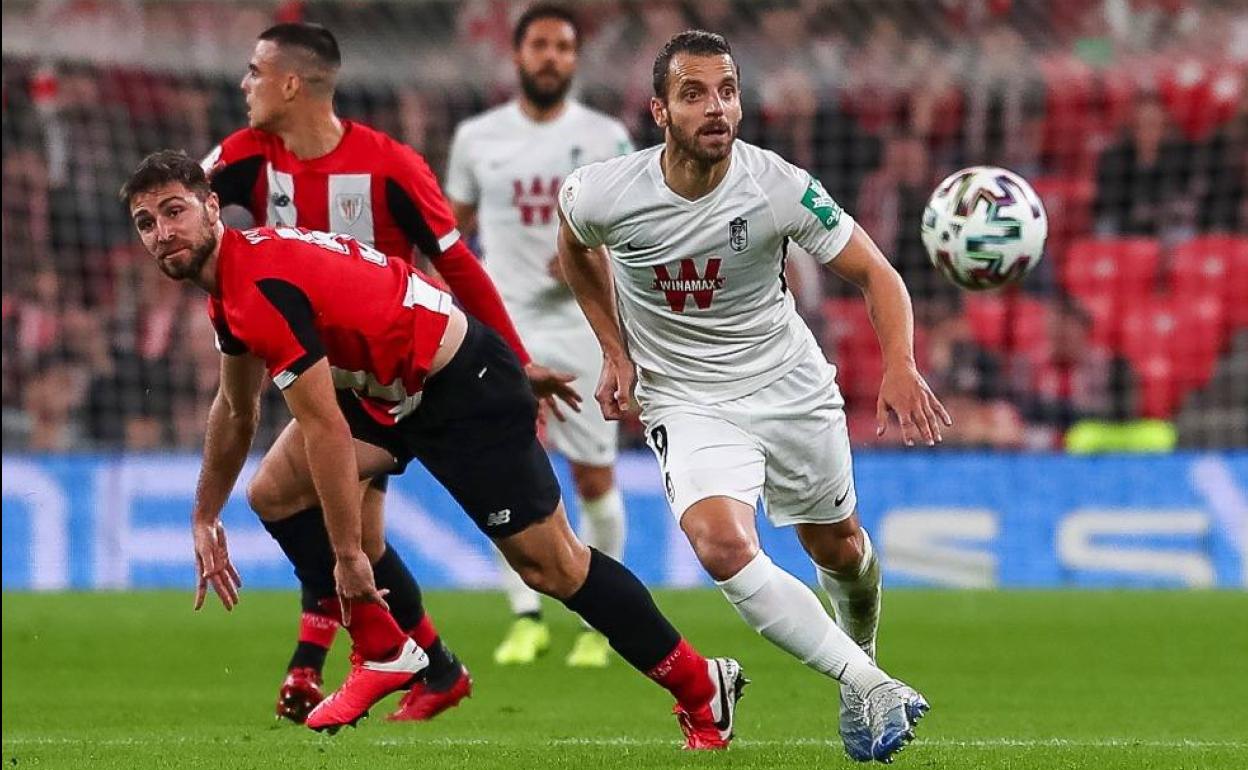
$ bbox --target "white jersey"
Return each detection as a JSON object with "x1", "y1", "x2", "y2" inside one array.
[
  {"x1": 559, "y1": 141, "x2": 856, "y2": 404},
  {"x1": 445, "y1": 100, "x2": 632, "y2": 331}
]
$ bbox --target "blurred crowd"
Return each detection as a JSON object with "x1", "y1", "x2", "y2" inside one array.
[{"x1": 3, "y1": 0, "x2": 1246, "y2": 452}]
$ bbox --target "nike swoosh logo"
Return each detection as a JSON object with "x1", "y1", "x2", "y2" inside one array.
[
  {"x1": 625, "y1": 239, "x2": 654, "y2": 252},
  {"x1": 834, "y1": 485, "x2": 851, "y2": 507},
  {"x1": 713, "y1": 663, "x2": 732, "y2": 732}
]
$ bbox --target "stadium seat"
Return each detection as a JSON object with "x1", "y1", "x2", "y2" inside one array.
[
  {"x1": 1133, "y1": 352, "x2": 1181, "y2": 419},
  {"x1": 1169, "y1": 236, "x2": 1235, "y2": 300},
  {"x1": 1170, "y1": 295, "x2": 1225, "y2": 387},
  {"x1": 1061, "y1": 237, "x2": 1161, "y2": 303},
  {"x1": 1223, "y1": 238, "x2": 1248, "y2": 329},
  {"x1": 963, "y1": 293, "x2": 1050, "y2": 362},
  {"x1": 822, "y1": 298, "x2": 882, "y2": 406},
  {"x1": 1029, "y1": 176, "x2": 1094, "y2": 263}
]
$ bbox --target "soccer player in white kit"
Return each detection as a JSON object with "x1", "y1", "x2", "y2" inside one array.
[
  {"x1": 445, "y1": 4, "x2": 634, "y2": 669},
  {"x1": 556, "y1": 31, "x2": 951, "y2": 763}
]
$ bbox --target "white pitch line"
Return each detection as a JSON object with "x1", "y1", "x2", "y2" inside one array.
[{"x1": 4, "y1": 736, "x2": 1245, "y2": 750}]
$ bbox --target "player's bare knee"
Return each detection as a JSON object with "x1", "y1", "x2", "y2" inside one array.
[
  {"x1": 362, "y1": 533, "x2": 386, "y2": 563},
  {"x1": 245, "y1": 475, "x2": 283, "y2": 521},
  {"x1": 690, "y1": 531, "x2": 758, "y2": 582},
  {"x1": 799, "y1": 523, "x2": 864, "y2": 574},
  {"x1": 571, "y1": 464, "x2": 613, "y2": 502}
]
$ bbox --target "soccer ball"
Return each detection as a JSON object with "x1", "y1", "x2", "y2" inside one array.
[{"x1": 920, "y1": 166, "x2": 1047, "y2": 291}]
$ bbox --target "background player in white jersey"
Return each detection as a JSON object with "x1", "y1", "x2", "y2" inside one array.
[
  {"x1": 556, "y1": 31, "x2": 952, "y2": 763},
  {"x1": 445, "y1": 4, "x2": 633, "y2": 669}
]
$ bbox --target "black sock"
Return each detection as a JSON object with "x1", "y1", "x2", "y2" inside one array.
[
  {"x1": 372, "y1": 543, "x2": 457, "y2": 683},
  {"x1": 561, "y1": 548, "x2": 680, "y2": 673},
  {"x1": 288, "y1": 641, "x2": 329, "y2": 672},
  {"x1": 261, "y1": 507, "x2": 337, "y2": 600},
  {"x1": 263, "y1": 508, "x2": 338, "y2": 674}
]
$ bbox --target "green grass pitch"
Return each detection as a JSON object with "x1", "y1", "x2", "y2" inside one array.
[{"x1": 4, "y1": 589, "x2": 1246, "y2": 769}]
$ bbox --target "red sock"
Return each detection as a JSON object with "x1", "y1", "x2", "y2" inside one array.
[
  {"x1": 323, "y1": 599, "x2": 409, "y2": 662},
  {"x1": 298, "y1": 610, "x2": 339, "y2": 649},
  {"x1": 646, "y1": 638, "x2": 715, "y2": 711},
  {"x1": 407, "y1": 614, "x2": 439, "y2": 649}
]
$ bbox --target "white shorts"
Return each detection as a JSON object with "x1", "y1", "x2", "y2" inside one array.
[
  {"x1": 524, "y1": 322, "x2": 619, "y2": 468},
  {"x1": 639, "y1": 354, "x2": 857, "y2": 527}
]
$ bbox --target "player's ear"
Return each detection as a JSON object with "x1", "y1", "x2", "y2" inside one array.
[
  {"x1": 650, "y1": 97, "x2": 668, "y2": 129},
  {"x1": 204, "y1": 191, "x2": 221, "y2": 224},
  {"x1": 281, "y1": 71, "x2": 300, "y2": 101}
]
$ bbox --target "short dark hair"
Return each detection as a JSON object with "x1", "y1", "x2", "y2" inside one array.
[
  {"x1": 258, "y1": 22, "x2": 341, "y2": 68},
  {"x1": 513, "y1": 3, "x2": 580, "y2": 49},
  {"x1": 652, "y1": 30, "x2": 736, "y2": 100},
  {"x1": 120, "y1": 149, "x2": 211, "y2": 207}
]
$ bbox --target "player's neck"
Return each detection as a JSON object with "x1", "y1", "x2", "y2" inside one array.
[
  {"x1": 193, "y1": 222, "x2": 227, "y2": 296},
  {"x1": 517, "y1": 96, "x2": 568, "y2": 124},
  {"x1": 277, "y1": 108, "x2": 345, "y2": 160},
  {"x1": 660, "y1": 144, "x2": 731, "y2": 202}
]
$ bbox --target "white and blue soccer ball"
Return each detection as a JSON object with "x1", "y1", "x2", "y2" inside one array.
[{"x1": 920, "y1": 166, "x2": 1048, "y2": 291}]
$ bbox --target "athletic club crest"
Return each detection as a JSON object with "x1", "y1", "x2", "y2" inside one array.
[
  {"x1": 336, "y1": 193, "x2": 365, "y2": 225},
  {"x1": 729, "y1": 216, "x2": 748, "y2": 252}
]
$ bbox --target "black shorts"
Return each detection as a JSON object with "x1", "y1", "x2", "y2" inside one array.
[{"x1": 338, "y1": 317, "x2": 562, "y2": 539}]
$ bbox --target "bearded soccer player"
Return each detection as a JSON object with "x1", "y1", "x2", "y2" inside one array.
[
  {"x1": 557, "y1": 31, "x2": 949, "y2": 763},
  {"x1": 446, "y1": 4, "x2": 633, "y2": 669},
  {"x1": 202, "y1": 23, "x2": 561, "y2": 722},
  {"x1": 123, "y1": 150, "x2": 746, "y2": 747}
]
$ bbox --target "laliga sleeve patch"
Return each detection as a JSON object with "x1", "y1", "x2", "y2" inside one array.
[{"x1": 800, "y1": 176, "x2": 843, "y2": 231}]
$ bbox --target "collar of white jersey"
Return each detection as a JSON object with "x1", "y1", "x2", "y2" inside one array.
[
  {"x1": 648, "y1": 144, "x2": 739, "y2": 208},
  {"x1": 509, "y1": 98, "x2": 580, "y2": 129}
]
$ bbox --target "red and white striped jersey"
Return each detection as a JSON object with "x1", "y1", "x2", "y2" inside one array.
[{"x1": 203, "y1": 120, "x2": 460, "y2": 262}]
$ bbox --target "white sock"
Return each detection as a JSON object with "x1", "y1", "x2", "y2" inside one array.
[
  {"x1": 578, "y1": 486, "x2": 626, "y2": 560},
  {"x1": 494, "y1": 545, "x2": 541, "y2": 617},
  {"x1": 716, "y1": 551, "x2": 886, "y2": 692},
  {"x1": 815, "y1": 529, "x2": 881, "y2": 660}
]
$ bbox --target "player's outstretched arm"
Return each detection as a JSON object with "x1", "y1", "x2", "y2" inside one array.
[
  {"x1": 278, "y1": 359, "x2": 386, "y2": 624},
  {"x1": 191, "y1": 352, "x2": 266, "y2": 611},
  {"x1": 826, "y1": 225, "x2": 953, "y2": 447},
  {"x1": 556, "y1": 210, "x2": 634, "y2": 419}
]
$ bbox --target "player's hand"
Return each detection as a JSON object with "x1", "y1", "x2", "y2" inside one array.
[
  {"x1": 526, "y1": 362, "x2": 582, "y2": 422},
  {"x1": 192, "y1": 520, "x2": 242, "y2": 612},
  {"x1": 595, "y1": 355, "x2": 636, "y2": 421},
  {"x1": 877, "y1": 362, "x2": 953, "y2": 447},
  {"x1": 333, "y1": 551, "x2": 389, "y2": 626}
]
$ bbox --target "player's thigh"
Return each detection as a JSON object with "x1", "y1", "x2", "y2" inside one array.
[
  {"x1": 641, "y1": 406, "x2": 765, "y2": 522},
  {"x1": 493, "y1": 500, "x2": 591, "y2": 598},
  {"x1": 406, "y1": 322, "x2": 563, "y2": 540},
  {"x1": 756, "y1": 364, "x2": 857, "y2": 527},
  {"x1": 249, "y1": 416, "x2": 399, "y2": 520}
]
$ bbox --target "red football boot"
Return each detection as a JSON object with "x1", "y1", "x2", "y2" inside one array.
[
  {"x1": 306, "y1": 638, "x2": 429, "y2": 733},
  {"x1": 388, "y1": 664, "x2": 473, "y2": 721},
  {"x1": 672, "y1": 657, "x2": 748, "y2": 750},
  {"x1": 276, "y1": 667, "x2": 325, "y2": 724}
]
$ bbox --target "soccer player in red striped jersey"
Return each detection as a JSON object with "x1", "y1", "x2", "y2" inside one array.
[
  {"x1": 122, "y1": 151, "x2": 747, "y2": 746},
  {"x1": 201, "y1": 22, "x2": 571, "y2": 723}
]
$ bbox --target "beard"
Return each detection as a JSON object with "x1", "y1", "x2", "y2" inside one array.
[
  {"x1": 668, "y1": 117, "x2": 736, "y2": 164},
  {"x1": 518, "y1": 66, "x2": 572, "y2": 110},
  {"x1": 157, "y1": 227, "x2": 216, "y2": 281}
]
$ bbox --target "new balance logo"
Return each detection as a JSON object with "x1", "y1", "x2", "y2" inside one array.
[
  {"x1": 485, "y1": 509, "x2": 512, "y2": 527},
  {"x1": 651, "y1": 258, "x2": 724, "y2": 312}
]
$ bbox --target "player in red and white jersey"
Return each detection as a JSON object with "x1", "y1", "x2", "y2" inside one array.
[
  {"x1": 123, "y1": 150, "x2": 745, "y2": 746},
  {"x1": 200, "y1": 22, "x2": 570, "y2": 722}
]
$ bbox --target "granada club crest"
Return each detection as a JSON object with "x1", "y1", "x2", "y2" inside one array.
[
  {"x1": 728, "y1": 216, "x2": 748, "y2": 252},
  {"x1": 336, "y1": 193, "x2": 365, "y2": 225}
]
